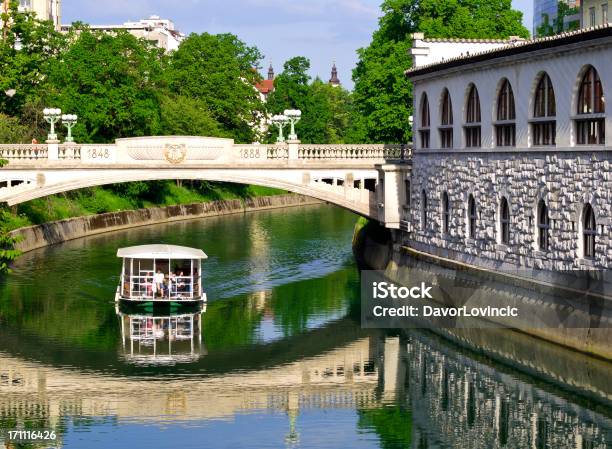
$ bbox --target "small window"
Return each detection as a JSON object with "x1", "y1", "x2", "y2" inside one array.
[
  {"x1": 590, "y1": 7, "x2": 596, "y2": 26},
  {"x1": 537, "y1": 200, "x2": 550, "y2": 251},
  {"x1": 465, "y1": 85, "x2": 481, "y2": 148},
  {"x1": 442, "y1": 192, "x2": 450, "y2": 235},
  {"x1": 496, "y1": 79, "x2": 516, "y2": 147},
  {"x1": 603, "y1": 4, "x2": 609, "y2": 24},
  {"x1": 532, "y1": 73, "x2": 556, "y2": 146},
  {"x1": 583, "y1": 204, "x2": 596, "y2": 258},
  {"x1": 421, "y1": 190, "x2": 428, "y2": 229},
  {"x1": 500, "y1": 197, "x2": 510, "y2": 244},
  {"x1": 468, "y1": 195, "x2": 477, "y2": 239},
  {"x1": 439, "y1": 89, "x2": 453, "y2": 149},
  {"x1": 419, "y1": 93, "x2": 431, "y2": 149},
  {"x1": 576, "y1": 66, "x2": 605, "y2": 145}
]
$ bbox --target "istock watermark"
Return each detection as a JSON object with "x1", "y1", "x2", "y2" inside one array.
[{"x1": 361, "y1": 270, "x2": 612, "y2": 329}]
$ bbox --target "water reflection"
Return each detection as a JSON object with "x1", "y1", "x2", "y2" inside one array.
[{"x1": 116, "y1": 304, "x2": 207, "y2": 366}]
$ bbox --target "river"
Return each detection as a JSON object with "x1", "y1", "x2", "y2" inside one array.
[{"x1": 0, "y1": 204, "x2": 610, "y2": 448}]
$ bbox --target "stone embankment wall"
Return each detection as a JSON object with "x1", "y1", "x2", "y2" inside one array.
[
  {"x1": 11, "y1": 194, "x2": 322, "y2": 254},
  {"x1": 353, "y1": 220, "x2": 612, "y2": 361},
  {"x1": 408, "y1": 151, "x2": 612, "y2": 271}
]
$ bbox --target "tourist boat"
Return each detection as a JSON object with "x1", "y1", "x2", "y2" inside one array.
[{"x1": 116, "y1": 244, "x2": 208, "y2": 304}]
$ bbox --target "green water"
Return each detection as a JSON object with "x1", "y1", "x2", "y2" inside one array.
[{"x1": 0, "y1": 204, "x2": 610, "y2": 449}]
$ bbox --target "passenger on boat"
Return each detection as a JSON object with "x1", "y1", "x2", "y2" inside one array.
[
  {"x1": 143, "y1": 272, "x2": 154, "y2": 297},
  {"x1": 154, "y1": 270, "x2": 165, "y2": 297}
]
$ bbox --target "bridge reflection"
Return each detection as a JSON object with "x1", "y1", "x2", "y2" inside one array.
[{"x1": 1, "y1": 331, "x2": 610, "y2": 448}]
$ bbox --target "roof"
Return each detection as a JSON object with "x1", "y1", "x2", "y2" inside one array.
[
  {"x1": 256, "y1": 79, "x2": 275, "y2": 94},
  {"x1": 406, "y1": 24, "x2": 612, "y2": 78},
  {"x1": 117, "y1": 245, "x2": 208, "y2": 260}
]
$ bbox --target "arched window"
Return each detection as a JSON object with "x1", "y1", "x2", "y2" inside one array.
[
  {"x1": 576, "y1": 66, "x2": 605, "y2": 145},
  {"x1": 442, "y1": 191, "x2": 450, "y2": 235},
  {"x1": 495, "y1": 79, "x2": 516, "y2": 147},
  {"x1": 532, "y1": 74, "x2": 556, "y2": 146},
  {"x1": 537, "y1": 200, "x2": 550, "y2": 251},
  {"x1": 500, "y1": 197, "x2": 510, "y2": 244},
  {"x1": 465, "y1": 85, "x2": 481, "y2": 147},
  {"x1": 419, "y1": 93, "x2": 431, "y2": 149},
  {"x1": 583, "y1": 204, "x2": 596, "y2": 258},
  {"x1": 467, "y1": 194, "x2": 477, "y2": 239},
  {"x1": 439, "y1": 89, "x2": 453, "y2": 148},
  {"x1": 421, "y1": 189, "x2": 428, "y2": 229}
]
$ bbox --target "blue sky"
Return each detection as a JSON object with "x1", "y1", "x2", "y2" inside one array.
[{"x1": 62, "y1": 0, "x2": 533, "y2": 89}]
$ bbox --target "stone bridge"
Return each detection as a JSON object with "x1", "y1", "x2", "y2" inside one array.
[{"x1": 0, "y1": 136, "x2": 411, "y2": 226}]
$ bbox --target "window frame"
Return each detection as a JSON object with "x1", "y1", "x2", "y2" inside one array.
[
  {"x1": 500, "y1": 197, "x2": 511, "y2": 245},
  {"x1": 442, "y1": 191, "x2": 450, "y2": 235},
  {"x1": 439, "y1": 89, "x2": 454, "y2": 149},
  {"x1": 421, "y1": 189, "x2": 428, "y2": 229},
  {"x1": 464, "y1": 85, "x2": 482, "y2": 148},
  {"x1": 537, "y1": 199, "x2": 550, "y2": 251},
  {"x1": 583, "y1": 203, "x2": 596, "y2": 259},
  {"x1": 419, "y1": 93, "x2": 431, "y2": 149},
  {"x1": 531, "y1": 73, "x2": 557, "y2": 146},
  {"x1": 495, "y1": 79, "x2": 516, "y2": 147},
  {"x1": 467, "y1": 195, "x2": 477, "y2": 239},
  {"x1": 575, "y1": 66, "x2": 605, "y2": 145}
]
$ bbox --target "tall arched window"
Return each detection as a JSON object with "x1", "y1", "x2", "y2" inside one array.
[
  {"x1": 439, "y1": 89, "x2": 453, "y2": 149},
  {"x1": 499, "y1": 197, "x2": 510, "y2": 244},
  {"x1": 421, "y1": 189, "x2": 428, "y2": 229},
  {"x1": 532, "y1": 74, "x2": 556, "y2": 146},
  {"x1": 442, "y1": 191, "x2": 450, "y2": 235},
  {"x1": 496, "y1": 79, "x2": 516, "y2": 147},
  {"x1": 467, "y1": 194, "x2": 477, "y2": 239},
  {"x1": 419, "y1": 93, "x2": 431, "y2": 149},
  {"x1": 576, "y1": 66, "x2": 605, "y2": 145},
  {"x1": 465, "y1": 85, "x2": 481, "y2": 147},
  {"x1": 537, "y1": 200, "x2": 550, "y2": 251},
  {"x1": 583, "y1": 204, "x2": 596, "y2": 258}
]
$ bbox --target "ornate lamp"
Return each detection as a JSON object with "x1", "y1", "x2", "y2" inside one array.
[
  {"x1": 61, "y1": 114, "x2": 78, "y2": 143},
  {"x1": 271, "y1": 114, "x2": 289, "y2": 143},
  {"x1": 283, "y1": 109, "x2": 301, "y2": 141},
  {"x1": 43, "y1": 108, "x2": 62, "y2": 141}
]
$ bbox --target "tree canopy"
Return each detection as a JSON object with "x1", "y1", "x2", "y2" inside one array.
[{"x1": 352, "y1": 0, "x2": 530, "y2": 143}]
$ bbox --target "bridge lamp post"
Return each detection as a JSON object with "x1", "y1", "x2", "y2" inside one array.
[
  {"x1": 283, "y1": 109, "x2": 301, "y2": 141},
  {"x1": 61, "y1": 114, "x2": 78, "y2": 143},
  {"x1": 43, "y1": 108, "x2": 62, "y2": 142},
  {"x1": 271, "y1": 114, "x2": 289, "y2": 143}
]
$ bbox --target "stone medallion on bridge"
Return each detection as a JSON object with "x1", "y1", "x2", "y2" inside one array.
[{"x1": 163, "y1": 144, "x2": 188, "y2": 164}]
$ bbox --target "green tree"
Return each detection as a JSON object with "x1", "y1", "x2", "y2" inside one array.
[
  {"x1": 159, "y1": 94, "x2": 225, "y2": 137},
  {"x1": 165, "y1": 33, "x2": 264, "y2": 143},
  {"x1": 353, "y1": 0, "x2": 530, "y2": 143},
  {"x1": 43, "y1": 29, "x2": 164, "y2": 143},
  {"x1": 0, "y1": 0, "x2": 66, "y2": 117},
  {"x1": 0, "y1": 113, "x2": 31, "y2": 143},
  {"x1": 0, "y1": 160, "x2": 20, "y2": 274}
]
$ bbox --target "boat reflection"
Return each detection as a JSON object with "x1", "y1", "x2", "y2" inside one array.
[{"x1": 116, "y1": 304, "x2": 207, "y2": 366}]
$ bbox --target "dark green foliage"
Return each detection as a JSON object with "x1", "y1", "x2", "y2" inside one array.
[{"x1": 352, "y1": 0, "x2": 530, "y2": 143}]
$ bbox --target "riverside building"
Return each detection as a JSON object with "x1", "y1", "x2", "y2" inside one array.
[{"x1": 403, "y1": 25, "x2": 612, "y2": 272}]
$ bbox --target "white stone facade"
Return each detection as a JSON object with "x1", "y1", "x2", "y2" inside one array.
[{"x1": 404, "y1": 27, "x2": 612, "y2": 271}]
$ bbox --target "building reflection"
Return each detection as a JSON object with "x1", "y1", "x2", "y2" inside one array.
[{"x1": 116, "y1": 304, "x2": 207, "y2": 365}]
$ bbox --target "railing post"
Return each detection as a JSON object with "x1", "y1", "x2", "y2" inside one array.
[
  {"x1": 287, "y1": 139, "x2": 300, "y2": 160},
  {"x1": 46, "y1": 140, "x2": 59, "y2": 160}
]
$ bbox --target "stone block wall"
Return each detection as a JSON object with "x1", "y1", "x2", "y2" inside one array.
[{"x1": 407, "y1": 150, "x2": 612, "y2": 271}]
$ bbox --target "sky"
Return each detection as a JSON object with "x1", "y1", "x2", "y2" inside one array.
[{"x1": 62, "y1": 0, "x2": 533, "y2": 90}]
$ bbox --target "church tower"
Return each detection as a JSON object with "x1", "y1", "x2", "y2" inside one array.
[{"x1": 329, "y1": 61, "x2": 341, "y2": 87}]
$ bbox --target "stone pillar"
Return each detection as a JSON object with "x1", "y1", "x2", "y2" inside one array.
[
  {"x1": 287, "y1": 139, "x2": 300, "y2": 160},
  {"x1": 46, "y1": 140, "x2": 59, "y2": 160},
  {"x1": 376, "y1": 163, "x2": 411, "y2": 229}
]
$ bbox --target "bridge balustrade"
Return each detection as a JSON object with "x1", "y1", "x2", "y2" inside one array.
[{"x1": 0, "y1": 144, "x2": 48, "y2": 160}]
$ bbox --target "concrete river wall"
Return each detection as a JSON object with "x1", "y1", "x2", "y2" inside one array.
[{"x1": 10, "y1": 194, "x2": 322, "y2": 254}]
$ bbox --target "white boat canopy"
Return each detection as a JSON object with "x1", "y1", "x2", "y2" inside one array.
[{"x1": 117, "y1": 245, "x2": 208, "y2": 260}]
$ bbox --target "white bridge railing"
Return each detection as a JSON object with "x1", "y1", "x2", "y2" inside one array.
[{"x1": 0, "y1": 141, "x2": 412, "y2": 164}]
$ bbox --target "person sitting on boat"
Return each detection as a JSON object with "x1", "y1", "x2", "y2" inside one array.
[
  {"x1": 143, "y1": 272, "x2": 154, "y2": 297},
  {"x1": 154, "y1": 270, "x2": 165, "y2": 297}
]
